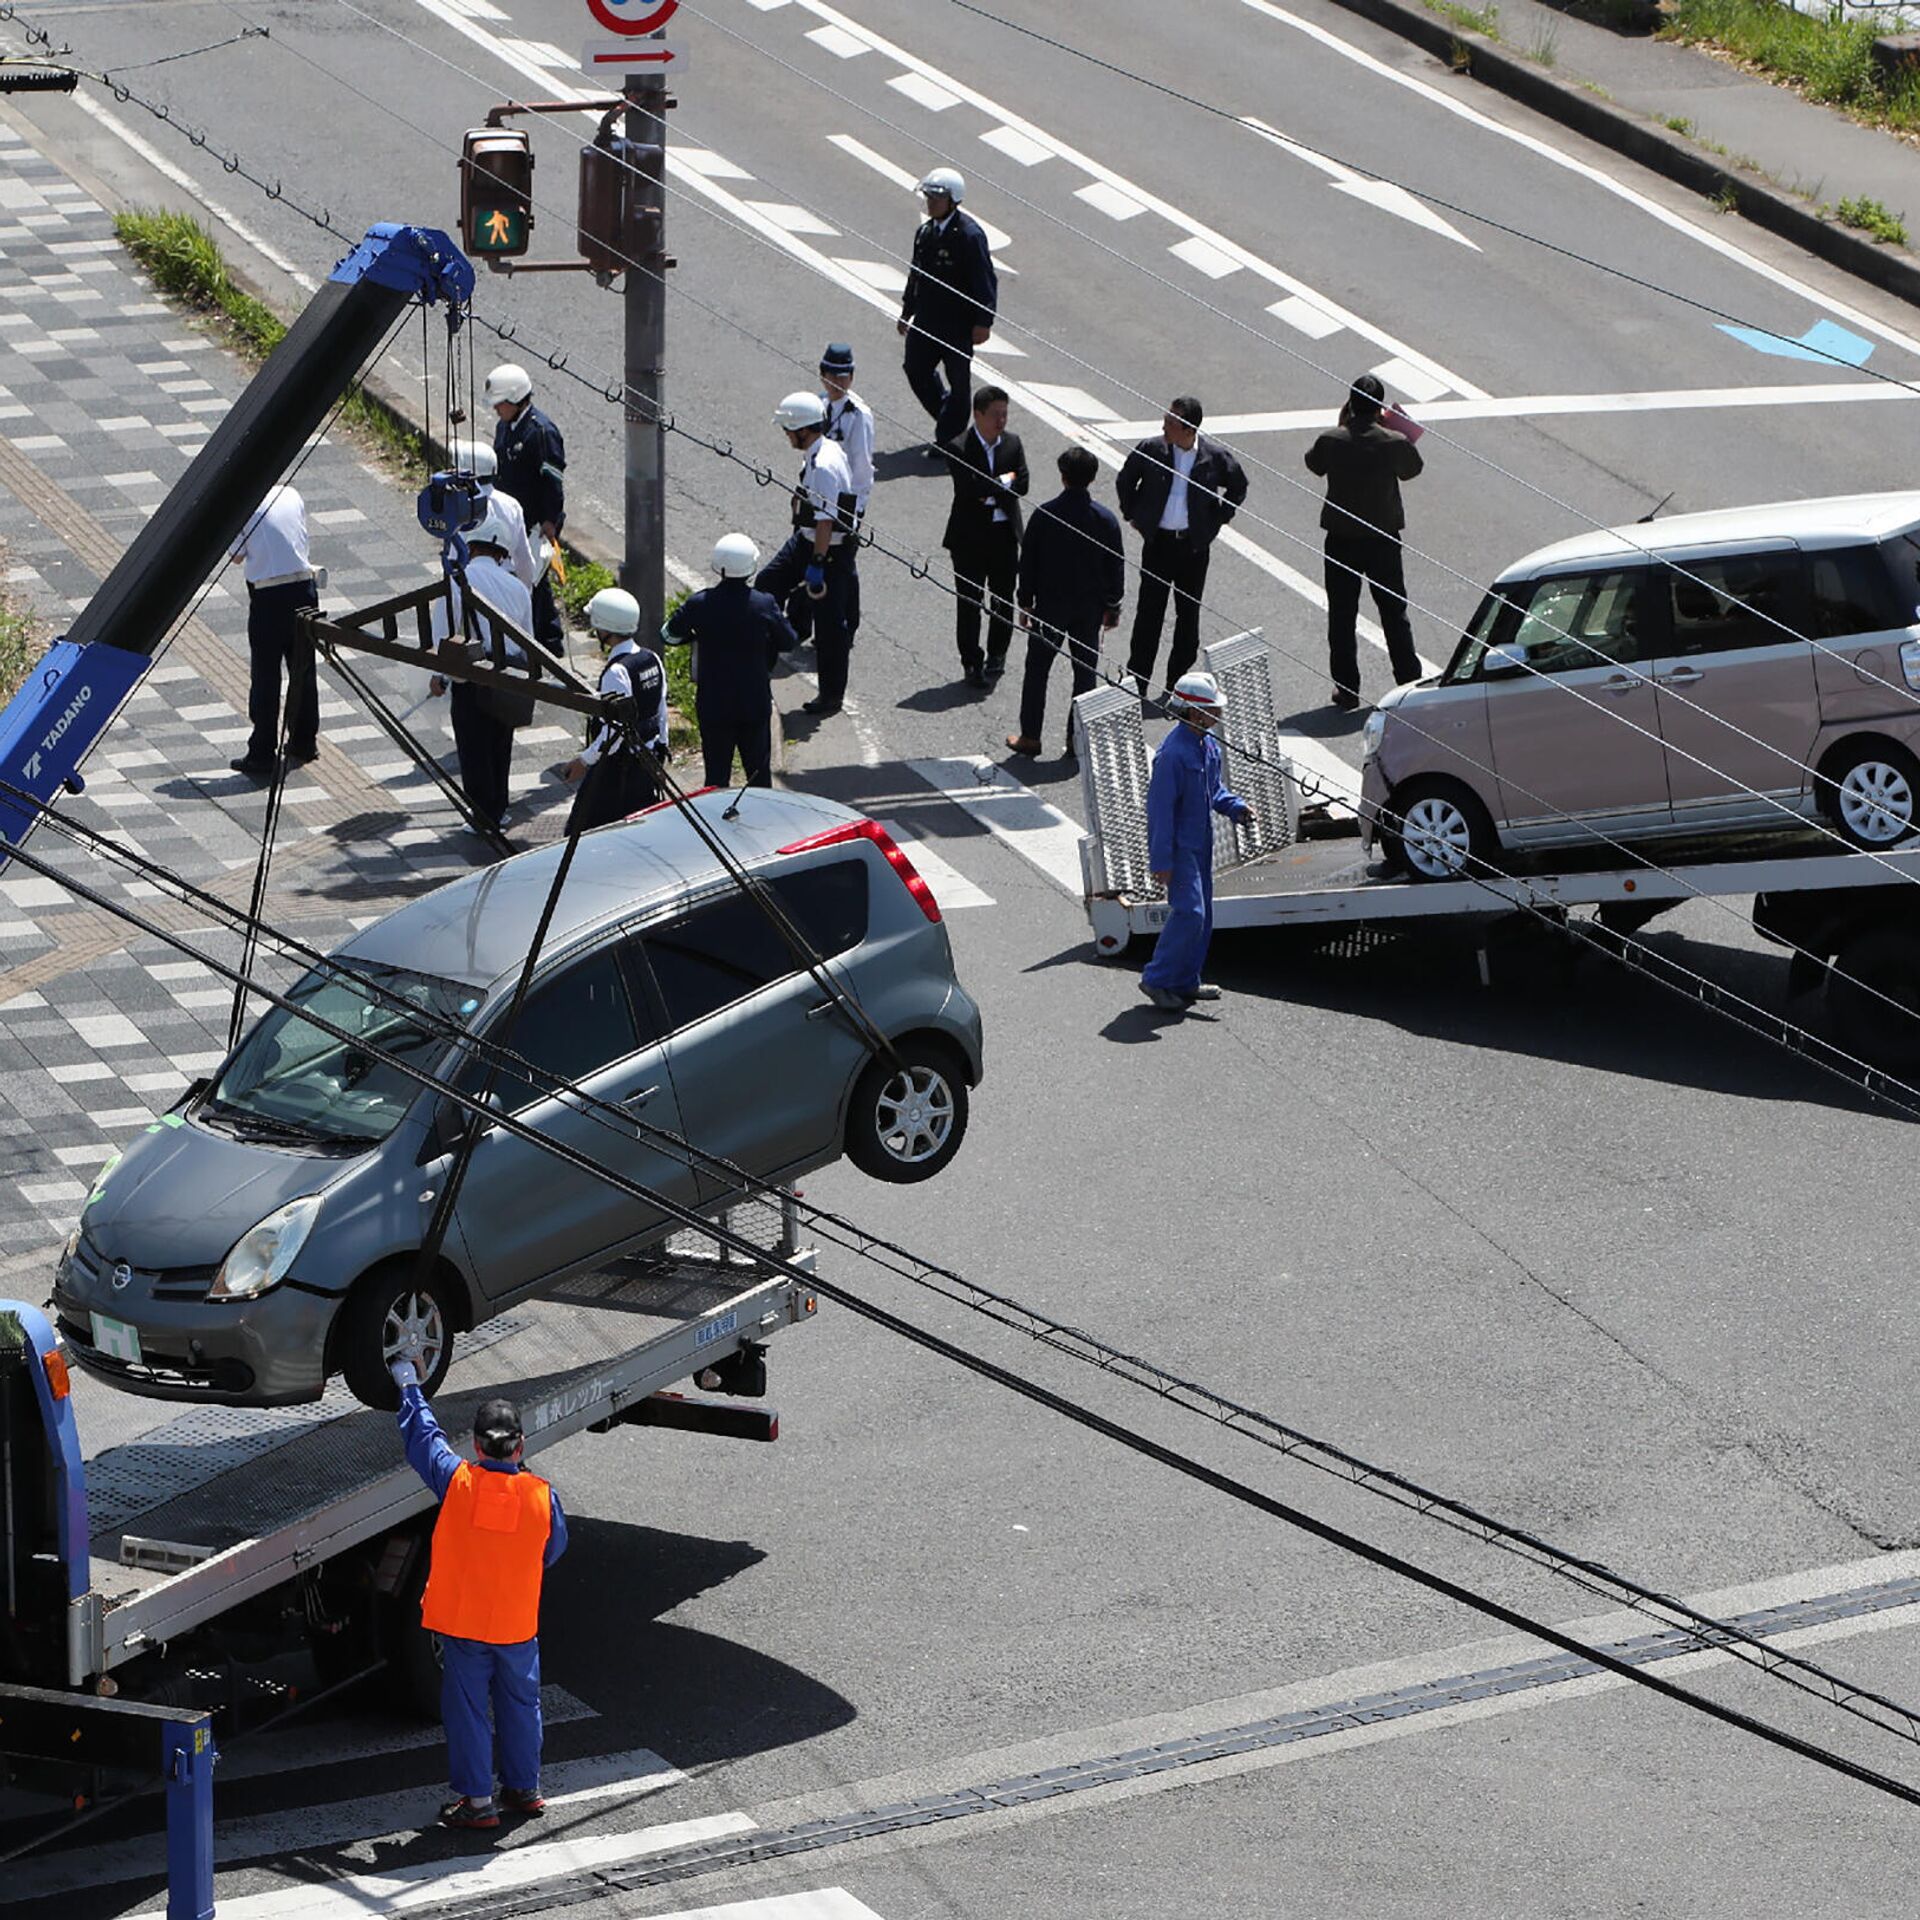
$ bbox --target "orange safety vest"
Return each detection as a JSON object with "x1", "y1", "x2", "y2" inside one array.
[{"x1": 420, "y1": 1462, "x2": 553, "y2": 1645}]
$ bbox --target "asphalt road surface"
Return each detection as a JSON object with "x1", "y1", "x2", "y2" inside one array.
[{"x1": 10, "y1": 1, "x2": 1920, "y2": 1914}]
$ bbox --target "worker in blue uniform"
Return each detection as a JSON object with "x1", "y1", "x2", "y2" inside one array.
[
  {"x1": 1140, "y1": 672, "x2": 1253, "y2": 1011},
  {"x1": 486, "y1": 363, "x2": 567, "y2": 655},
  {"x1": 664, "y1": 532, "x2": 795, "y2": 788},
  {"x1": 394, "y1": 1358, "x2": 568, "y2": 1831}
]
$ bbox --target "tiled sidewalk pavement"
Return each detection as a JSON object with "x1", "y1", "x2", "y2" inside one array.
[{"x1": 0, "y1": 122, "x2": 587, "y2": 1261}]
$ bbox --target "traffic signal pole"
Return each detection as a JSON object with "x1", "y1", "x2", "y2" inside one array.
[{"x1": 623, "y1": 76, "x2": 668, "y2": 639}]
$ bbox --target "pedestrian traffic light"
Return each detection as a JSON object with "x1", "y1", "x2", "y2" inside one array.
[
  {"x1": 460, "y1": 127, "x2": 534, "y2": 261},
  {"x1": 577, "y1": 136, "x2": 668, "y2": 278}
]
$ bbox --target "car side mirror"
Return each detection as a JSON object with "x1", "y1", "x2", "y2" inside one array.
[
  {"x1": 1480, "y1": 642, "x2": 1529, "y2": 679},
  {"x1": 420, "y1": 1092, "x2": 493, "y2": 1162}
]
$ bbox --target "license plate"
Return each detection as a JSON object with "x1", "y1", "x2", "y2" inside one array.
[{"x1": 89, "y1": 1312, "x2": 143, "y2": 1365}]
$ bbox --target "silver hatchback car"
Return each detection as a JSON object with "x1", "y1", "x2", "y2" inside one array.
[{"x1": 52, "y1": 788, "x2": 984, "y2": 1407}]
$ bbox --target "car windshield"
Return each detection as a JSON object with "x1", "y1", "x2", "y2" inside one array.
[
  {"x1": 1443, "y1": 588, "x2": 1523, "y2": 684},
  {"x1": 203, "y1": 961, "x2": 477, "y2": 1147}
]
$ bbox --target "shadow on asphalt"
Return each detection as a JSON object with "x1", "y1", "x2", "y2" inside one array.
[
  {"x1": 1279, "y1": 702, "x2": 1369, "y2": 740},
  {"x1": 1200, "y1": 916, "x2": 1887, "y2": 1116}
]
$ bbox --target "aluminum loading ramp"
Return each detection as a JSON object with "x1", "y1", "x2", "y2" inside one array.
[{"x1": 61, "y1": 1231, "x2": 816, "y2": 1686}]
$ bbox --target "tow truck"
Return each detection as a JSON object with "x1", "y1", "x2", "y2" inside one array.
[
  {"x1": 1074, "y1": 631, "x2": 1920, "y2": 1080},
  {"x1": 0, "y1": 224, "x2": 821, "y2": 1916}
]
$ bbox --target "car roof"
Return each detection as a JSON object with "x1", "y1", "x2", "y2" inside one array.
[
  {"x1": 1498, "y1": 491, "x2": 1920, "y2": 581},
  {"x1": 338, "y1": 786, "x2": 863, "y2": 989}
]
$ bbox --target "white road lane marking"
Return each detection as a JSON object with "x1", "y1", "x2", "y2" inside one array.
[
  {"x1": 980, "y1": 125, "x2": 1054, "y2": 167},
  {"x1": 827, "y1": 132, "x2": 920, "y2": 190},
  {"x1": 1168, "y1": 235, "x2": 1242, "y2": 281},
  {"x1": 1239, "y1": 0, "x2": 1920, "y2": 366},
  {"x1": 805, "y1": 23, "x2": 869, "y2": 58},
  {"x1": 746, "y1": 202, "x2": 841, "y2": 236},
  {"x1": 1022, "y1": 383, "x2": 1125, "y2": 422},
  {"x1": 1104, "y1": 378, "x2": 1920, "y2": 439},
  {"x1": 887, "y1": 71, "x2": 960, "y2": 112},
  {"x1": 1241, "y1": 114, "x2": 1479, "y2": 251},
  {"x1": 402, "y1": 0, "x2": 1419, "y2": 679},
  {"x1": 908, "y1": 758, "x2": 1088, "y2": 896},
  {"x1": 1275, "y1": 731, "x2": 1363, "y2": 814},
  {"x1": 649, "y1": 1896, "x2": 888, "y2": 1920},
  {"x1": 675, "y1": 148, "x2": 757, "y2": 180},
  {"x1": 1370, "y1": 355, "x2": 1452, "y2": 404},
  {"x1": 771, "y1": 0, "x2": 1485, "y2": 400},
  {"x1": 832, "y1": 257, "x2": 907, "y2": 294},
  {"x1": 24, "y1": 1748, "x2": 683, "y2": 1904},
  {"x1": 877, "y1": 819, "x2": 996, "y2": 908},
  {"x1": 135, "y1": 1812, "x2": 757, "y2": 1920},
  {"x1": 1267, "y1": 293, "x2": 1344, "y2": 339},
  {"x1": 1075, "y1": 180, "x2": 1146, "y2": 221}
]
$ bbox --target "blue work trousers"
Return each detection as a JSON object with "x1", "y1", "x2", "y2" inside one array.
[
  {"x1": 758, "y1": 534, "x2": 855, "y2": 709},
  {"x1": 441, "y1": 1634, "x2": 543, "y2": 1799},
  {"x1": 1141, "y1": 847, "x2": 1215, "y2": 998}
]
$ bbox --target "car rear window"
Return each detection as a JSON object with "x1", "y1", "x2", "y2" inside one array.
[
  {"x1": 1660, "y1": 552, "x2": 1800, "y2": 656},
  {"x1": 1809, "y1": 545, "x2": 1904, "y2": 639},
  {"x1": 638, "y1": 861, "x2": 868, "y2": 1032}
]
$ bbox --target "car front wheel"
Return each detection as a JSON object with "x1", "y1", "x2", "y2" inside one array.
[
  {"x1": 845, "y1": 1040, "x2": 970, "y2": 1183},
  {"x1": 1821, "y1": 741, "x2": 1920, "y2": 850},
  {"x1": 340, "y1": 1262, "x2": 458, "y2": 1409},
  {"x1": 1381, "y1": 778, "x2": 1499, "y2": 883}
]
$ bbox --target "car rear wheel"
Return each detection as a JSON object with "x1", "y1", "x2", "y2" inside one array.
[
  {"x1": 1821, "y1": 741, "x2": 1920, "y2": 849},
  {"x1": 1826, "y1": 924, "x2": 1920, "y2": 1077},
  {"x1": 846, "y1": 1040, "x2": 970, "y2": 1183},
  {"x1": 1381, "y1": 778, "x2": 1499, "y2": 883},
  {"x1": 341, "y1": 1263, "x2": 457, "y2": 1409}
]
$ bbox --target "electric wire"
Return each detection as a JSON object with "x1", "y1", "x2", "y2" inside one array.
[
  {"x1": 7, "y1": 808, "x2": 1920, "y2": 1809},
  {"x1": 17, "y1": 32, "x2": 1920, "y2": 1077},
  {"x1": 11, "y1": 757, "x2": 1920, "y2": 1761}
]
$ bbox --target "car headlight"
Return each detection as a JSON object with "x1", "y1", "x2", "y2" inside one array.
[
  {"x1": 1361, "y1": 710, "x2": 1386, "y2": 760},
  {"x1": 211, "y1": 1192, "x2": 324, "y2": 1301}
]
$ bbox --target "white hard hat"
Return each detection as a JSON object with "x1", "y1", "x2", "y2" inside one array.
[
  {"x1": 586, "y1": 586, "x2": 641, "y2": 636},
  {"x1": 773, "y1": 391, "x2": 827, "y2": 432},
  {"x1": 918, "y1": 166, "x2": 965, "y2": 203},
  {"x1": 466, "y1": 504, "x2": 513, "y2": 553},
  {"x1": 484, "y1": 363, "x2": 533, "y2": 407},
  {"x1": 1169, "y1": 671, "x2": 1223, "y2": 713},
  {"x1": 712, "y1": 532, "x2": 760, "y2": 579},
  {"x1": 451, "y1": 436, "x2": 497, "y2": 477}
]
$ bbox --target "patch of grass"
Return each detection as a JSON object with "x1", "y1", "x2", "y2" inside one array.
[
  {"x1": 1425, "y1": 0, "x2": 1500, "y2": 35},
  {"x1": 1663, "y1": 0, "x2": 1920, "y2": 134},
  {"x1": 1581, "y1": 78, "x2": 1616, "y2": 98},
  {"x1": 1661, "y1": 113, "x2": 1697, "y2": 135},
  {"x1": 0, "y1": 586, "x2": 39, "y2": 703},
  {"x1": 113, "y1": 208, "x2": 427, "y2": 476},
  {"x1": 1835, "y1": 191, "x2": 1911, "y2": 243},
  {"x1": 1713, "y1": 179, "x2": 1741, "y2": 213},
  {"x1": 1528, "y1": 18, "x2": 1561, "y2": 64}
]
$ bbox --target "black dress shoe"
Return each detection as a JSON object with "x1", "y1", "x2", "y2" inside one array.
[
  {"x1": 229, "y1": 756, "x2": 273, "y2": 780},
  {"x1": 285, "y1": 745, "x2": 319, "y2": 766},
  {"x1": 1329, "y1": 688, "x2": 1361, "y2": 711},
  {"x1": 963, "y1": 666, "x2": 989, "y2": 690},
  {"x1": 983, "y1": 656, "x2": 1007, "y2": 680},
  {"x1": 802, "y1": 696, "x2": 842, "y2": 717}
]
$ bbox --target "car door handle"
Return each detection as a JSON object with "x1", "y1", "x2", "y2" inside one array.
[
  {"x1": 621, "y1": 1084, "x2": 661, "y2": 1109},
  {"x1": 1655, "y1": 668, "x2": 1702, "y2": 686},
  {"x1": 1601, "y1": 674, "x2": 1640, "y2": 695},
  {"x1": 806, "y1": 999, "x2": 841, "y2": 1021}
]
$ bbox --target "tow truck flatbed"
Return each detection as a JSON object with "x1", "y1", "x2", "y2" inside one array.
[{"x1": 60, "y1": 1238, "x2": 815, "y2": 1686}]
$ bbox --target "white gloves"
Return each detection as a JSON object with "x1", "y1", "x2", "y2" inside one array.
[{"x1": 390, "y1": 1358, "x2": 420, "y2": 1391}]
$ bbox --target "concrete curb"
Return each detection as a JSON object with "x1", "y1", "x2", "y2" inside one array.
[{"x1": 1319, "y1": 0, "x2": 1920, "y2": 309}]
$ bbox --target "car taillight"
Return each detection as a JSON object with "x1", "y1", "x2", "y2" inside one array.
[{"x1": 778, "y1": 818, "x2": 942, "y2": 924}]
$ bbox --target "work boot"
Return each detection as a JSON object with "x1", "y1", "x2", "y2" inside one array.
[
  {"x1": 1139, "y1": 982, "x2": 1186, "y2": 1011},
  {"x1": 229, "y1": 755, "x2": 273, "y2": 781},
  {"x1": 1183, "y1": 983, "x2": 1224, "y2": 1003},
  {"x1": 963, "y1": 666, "x2": 989, "y2": 690},
  {"x1": 500, "y1": 1787, "x2": 547, "y2": 1817},
  {"x1": 1329, "y1": 688, "x2": 1361, "y2": 711},
  {"x1": 439, "y1": 1796, "x2": 500, "y2": 1830}
]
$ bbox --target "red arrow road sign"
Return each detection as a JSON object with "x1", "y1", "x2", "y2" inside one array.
[{"x1": 586, "y1": 0, "x2": 679, "y2": 32}]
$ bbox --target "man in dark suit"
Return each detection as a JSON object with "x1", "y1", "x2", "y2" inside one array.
[
  {"x1": 898, "y1": 167, "x2": 998, "y2": 450},
  {"x1": 1007, "y1": 446, "x2": 1125, "y2": 758},
  {"x1": 1115, "y1": 396, "x2": 1248, "y2": 698},
  {"x1": 1304, "y1": 372, "x2": 1425, "y2": 708},
  {"x1": 942, "y1": 385, "x2": 1029, "y2": 689}
]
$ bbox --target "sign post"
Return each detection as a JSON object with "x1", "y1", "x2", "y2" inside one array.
[{"x1": 582, "y1": 0, "x2": 679, "y2": 637}]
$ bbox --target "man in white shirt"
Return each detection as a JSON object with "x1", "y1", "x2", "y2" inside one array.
[
  {"x1": 560, "y1": 587, "x2": 669, "y2": 833},
  {"x1": 451, "y1": 439, "x2": 541, "y2": 592},
  {"x1": 229, "y1": 483, "x2": 319, "y2": 780},
  {"x1": 427, "y1": 506, "x2": 535, "y2": 832},
  {"x1": 788, "y1": 344, "x2": 874, "y2": 652},
  {"x1": 940, "y1": 385, "x2": 1028, "y2": 687},
  {"x1": 754, "y1": 392, "x2": 860, "y2": 718}
]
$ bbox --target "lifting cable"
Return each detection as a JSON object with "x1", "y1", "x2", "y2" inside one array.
[
  {"x1": 4, "y1": 814, "x2": 1919, "y2": 1810},
  {"x1": 9, "y1": 761, "x2": 1920, "y2": 1761}
]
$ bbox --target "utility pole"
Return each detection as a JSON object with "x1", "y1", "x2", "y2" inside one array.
[{"x1": 623, "y1": 75, "x2": 668, "y2": 639}]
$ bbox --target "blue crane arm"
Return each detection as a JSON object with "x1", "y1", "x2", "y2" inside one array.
[{"x1": 0, "y1": 223, "x2": 474, "y2": 866}]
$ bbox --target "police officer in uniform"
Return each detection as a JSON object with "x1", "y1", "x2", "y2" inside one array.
[
  {"x1": 897, "y1": 167, "x2": 998, "y2": 450},
  {"x1": 789, "y1": 344, "x2": 874, "y2": 648},
  {"x1": 665, "y1": 533, "x2": 794, "y2": 789},
  {"x1": 486, "y1": 363, "x2": 567, "y2": 655},
  {"x1": 394, "y1": 1360, "x2": 568, "y2": 1831},
  {"x1": 755, "y1": 393, "x2": 859, "y2": 719},
  {"x1": 560, "y1": 587, "x2": 668, "y2": 833}
]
